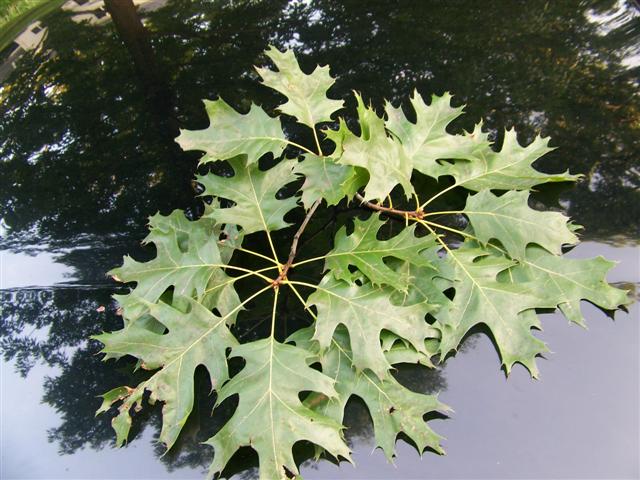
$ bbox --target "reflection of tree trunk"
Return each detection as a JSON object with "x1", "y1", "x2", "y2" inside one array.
[
  {"x1": 104, "y1": 0, "x2": 189, "y2": 204},
  {"x1": 104, "y1": 0, "x2": 157, "y2": 85},
  {"x1": 104, "y1": 0, "x2": 178, "y2": 135}
]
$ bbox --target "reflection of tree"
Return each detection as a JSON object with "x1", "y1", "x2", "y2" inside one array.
[
  {"x1": 0, "y1": 8, "x2": 188, "y2": 253},
  {"x1": 0, "y1": 0, "x2": 289, "y2": 258},
  {"x1": 103, "y1": 0, "x2": 161, "y2": 88},
  {"x1": 1, "y1": 289, "x2": 114, "y2": 376},
  {"x1": 0, "y1": 288, "x2": 145, "y2": 452},
  {"x1": 1, "y1": 0, "x2": 638, "y2": 258},
  {"x1": 44, "y1": 343, "x2": 147, "y2": 454},
  {"x1": 0, "y1": 286, "x2": 212, "y2": 466}
]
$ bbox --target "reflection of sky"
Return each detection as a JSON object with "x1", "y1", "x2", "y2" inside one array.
[
  {"x1": 586, "y1": 0, "x2": 640, "y2": 68},
  {"x1": 0, "y1": 362, "x2": 204, "y2": 479},
  {"x1": 0, "y1": 249, "x2": 74, "y2": 289}
]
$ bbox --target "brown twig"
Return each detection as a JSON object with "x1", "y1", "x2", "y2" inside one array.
[
  {"x1": 354, "y1": 193, "x2": 425, "y2": 220},
  {"x1": 272, "y1": 199, "x2": 322, "y2": 287}
]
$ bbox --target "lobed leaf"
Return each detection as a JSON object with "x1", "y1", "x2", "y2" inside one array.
[
  {"x1": 336, "y1": 93, "x2": 414, "y2": 201},
  {"x1": 326, "y1": 213, "x2": 437, "y2": 291},
  {"x1": 197, "y1": 156, "x2": 299, "y2": 234},
  {"x1": 292, "y1": 327, "x2": 448, "y2": 460},
  {"x1": 380, "y1": 331, "x2": 440, "y2": 368},
  {"x1": 95, "y1": 296, "x2": 238, "y2": 450},
  {"x1": 464, "y1": 189, "x2": 579, "y2": 260},
  {"x1": 306, "y1": 275, "x2": 439, "y2": 379},
  {"x1": 425, "y1": 127, "x2": 579, "y2": 191},
  {"x1": 256, "y1": 46, "x2": 344, "y2": 128},
  {"x1": 175, "y1": 98, "x2": 286, "y2": 165},
  {"x1": 434, "y1": 244, "x2": 558, "y2": 377},
  {"x1": 504, "y1": 245, "x2": 630, "y2": 326},
  {"x1": 206, "y1": 337, "x2": 351, "y2": 480},
  {"x1": 294, "y1": 153, "x2": 365, "y2": 209},
  {"x1": 110, "y1": 209, "x2": 240, "y2": 324},
  {"x1": 385, "y1": 91, "x2": 485, "y2": 176},
  {"x1": 388, "y1": 248, "x2": 455, "y2": 310}
]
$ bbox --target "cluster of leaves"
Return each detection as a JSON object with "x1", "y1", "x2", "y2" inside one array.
[{"x1": 94, "y1": 47, "x2": 630, "y2": 479}]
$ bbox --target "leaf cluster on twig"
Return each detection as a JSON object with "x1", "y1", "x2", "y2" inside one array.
[{"x1": 94, "y1": 46, "x2": 631, "y2": 480}]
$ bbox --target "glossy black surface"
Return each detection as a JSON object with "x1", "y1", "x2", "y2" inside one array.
[{"x1": 1, "y1": 1, "x2": 639, "y2": 478}]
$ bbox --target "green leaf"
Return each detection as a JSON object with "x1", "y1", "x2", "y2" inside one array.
[
  {"x1": 197, "y1": 156, "x2": 299, "y2": 234},
  {"x1": 175, "y1": 98, "x2": 286, "y2": 165},
  {"x1": 294, "y1": 153, "x2": 365, "y2": 209},
  {"x1": 464, "y1": 189, "x2": 579, "y2": 260},
  {"x1": 388, "y1": 249, "x2": 455, "y2": 310},
  {"x1": 110, "y1": 209, "x2": 240, "y2": 324},
  {"x1": 292, "y1": 327, "x2": 448, "y2": 460},
  {"x1": 94, "y1": 296, "x2": 239, "y2": 450},
  {"x1": 385, "y1": 91, "x2": 486, "y2": 176},
  {"x1": 306, "y1": 275, "x2": 438, "y2": 379},
  {"x1": 381, "y1": 331, "x2": 440, "y2": 368},
  {"x1": 434, "y1": 245, "x2": 557, "y2": 377},
  {"x1": 505, "y1": 245, "x2": 630, "y2": 326},
  {"x1": 291, "y1": 118, "x2": 369, "y2": 208},
  {"x1": 323, "y1": 117, "x2": 350, "y2": 155},
  {"x1": 206, "y1": 338, "x2": 351, "y2": 480},
  {"x1": 337, "y1": 93, "x2": 414, "y2": 201},
  {"x1": 325, "y1": 213, "x2": 437, "y2": 290},
  {"x1": 256, "y1": 46, "x2": 344, "y2": 128},
  {"x1": 96, "y1": 386, "x2": 132, "y2": 416},
  {"x1": 429, "y1": 128, "x2": 579, "y2": 191},
  {"x1": 206, "y1": 202, "x2": 245, "y2": 264}
]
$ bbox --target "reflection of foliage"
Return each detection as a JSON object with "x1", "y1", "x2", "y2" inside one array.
[
  {"x1": 0, "y1": 288, "x2": 143, "y2": 452},
  {"x1": 0, "y1": 289, "x2": 115, "y2": 376},
  {"x1": 0, "y1": 286, "x2": 227, "y2": 468},
  {"x1": 0, "y1": 0, "x2": 294, "y2": 253},
  {"x1": 44, "y1": 345, "x2": 145, "y2": 455},
  {"x1": 0, "y1": 9, "x2": 188, "y2": 251}
]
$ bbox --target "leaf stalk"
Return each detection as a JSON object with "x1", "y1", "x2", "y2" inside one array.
[
  {"x1": 271, "y1": 198, "x2": 322, "y2": 288},
  {"x1": 355, "y1": 192, "x2": 425, "y2": 220}
]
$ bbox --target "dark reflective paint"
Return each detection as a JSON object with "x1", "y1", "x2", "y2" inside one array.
[{"x1": 1, "y1": 1, "x2": 639, "y2": 478}]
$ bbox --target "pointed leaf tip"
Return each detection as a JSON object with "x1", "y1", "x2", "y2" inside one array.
[{"x1": 257, "y1": 46, "x2": 343, "y2": 128}]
